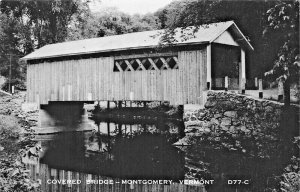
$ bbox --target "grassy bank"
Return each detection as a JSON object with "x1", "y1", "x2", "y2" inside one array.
[{"x1": 0, "y1": 92, "x2": 40, "y2": 192}]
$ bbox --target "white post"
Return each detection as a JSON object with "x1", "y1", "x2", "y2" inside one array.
[
  {"x1": 12, "y1": 86, "x2": 15, "y2": 94},
  {"x1": 50, "y1": 168, "x2": 56, "y2": 177},
  {"x1": 241, "y1": 49, "x2": 246, "y2": 80},
  {"x1": 241, "y1": 78, "x2": 246, "y2": 94},
  {"x1": 259, "y1": 79, "x2": 263, "y2": 98},
  {"x1": 225, "y1": 76, "x2": 228, "y2": 91},
  {"x1": 255, "y1": 77, "x2": 258, "y2": 89},
  {"x1": 206, "y1": 44, "x2": 212, "y2": 90},
  {"x1": 240, "y1": 49, "x2": 246, "y2": 94}
]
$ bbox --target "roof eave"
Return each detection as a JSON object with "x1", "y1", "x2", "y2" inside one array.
[
  {"x1": 22, "y1": 41, "x2": 210, "y2": 62},
  {"x1": 231, "y1": 22, "x2": 254, "y2": 51},
  {"x1": 209, "y1": 21, "x2": 254, "y2": 51}
]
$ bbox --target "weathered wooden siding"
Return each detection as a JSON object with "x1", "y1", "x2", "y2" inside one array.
[{"x1": 27, "y1": 49, "x2": 207, "y2": 105}]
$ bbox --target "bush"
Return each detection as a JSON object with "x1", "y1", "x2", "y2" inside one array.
[
  {"x1": 0, "y1": 115, "x2": 40, "y2": 191},
  {"x1": 0, "y1": 157, "x2": 40, "y2": 192},
  {"x1": 280, "y1": 171, "x2": 300, "y2": 192},
  {"x1": 1, "y1": 78, "x2": 26, "y2": 92},
  {"x1": 0, "y1": 115, "x2": 20, "y2": 139},
  {"x1": 279, "y1": 138, "x2": 300, "y2": 192}
]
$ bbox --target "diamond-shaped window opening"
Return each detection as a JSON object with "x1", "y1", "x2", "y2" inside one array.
[
  {"x1": 131, "y1": 60, "x2": 139, "y2": 70},
  {"x1": 168, "y1": 57, "x2": 177, "y2": 69},
  {"x1": 119, "y1": 61, "x2": 127, "y2": 71},
  {"x1": 142, "y1": 59, "x2": 151, "y2": 70},
  {"x1": 154, "y1": 58, "x2": 163, "y2": 69}
]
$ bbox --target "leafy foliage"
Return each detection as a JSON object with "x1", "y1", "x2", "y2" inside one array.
[
  {"x1": 0, "y1": 114, "x2": 40, "y2": 192},
  {"x1": 264, "y1": 0, "x2": 299, "y2": 80},
  {"x1": 264, "y1": 0, "x2": 299, "y2": 105},
  {"x1": 0, "y1": 157, "x2": 40, "y2": 192},
  {"x1": 279, "y1": 137, "x2": 300, "y2": 192},
  {"x1": 0, "y1": 13, "x2": 26, "y2": 91},
  {"x1": 0, "y1": 0, "x2": 88, "y2": 48},
  {"x1": 0, "y1": 0, "x2": 90, "y2": 90},
  {"x1": 67, "y1": 7, "x2": 160, "y2": 41}
]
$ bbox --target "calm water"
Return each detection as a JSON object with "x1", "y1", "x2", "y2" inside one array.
[
  {"x1": 24, "y1": 110, "x2": 297, "y2": 192},
  {"x1": 25, "y1": 117, "x2": 198, "y2": 191},
  {"x1": 39, "y1": 121, "x2": 186, "y2": 180}
]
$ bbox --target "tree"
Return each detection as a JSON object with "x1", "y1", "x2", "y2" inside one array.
[
  {"x1": 0, "y1": 13, "x2": 27, "y2": 90},
  {"x1": 154, "y1": 0, "x2": 219, "y2": 46},
  {"x1": 66, "y1": 2, "x2": 99, "y2": 41},
  {"x1": 67, "y1": 7, "x2": 160, "y2": 40},
  {"x1": 0, "y1": 0, "x2": 89, "y2": 49},
  {"x1": 0, "y1": 0, "x2": 90, "y2": 90},
  {"x1": 264, "y1": 0, "x2": 299, "y2": 106},
  {"x1": 154, "y1": 8, "x2": 168, "y2": 29}
]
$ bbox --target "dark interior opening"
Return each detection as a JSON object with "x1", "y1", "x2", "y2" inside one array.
[{"x1": 211, "y1": 43, "x2": 241, "y2": 90}]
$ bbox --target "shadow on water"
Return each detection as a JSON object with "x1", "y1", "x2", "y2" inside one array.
[
  {"x1": 40, "y1": 133, "x2": 185, "y2": 180},
  {"x1": 38, "y1": 117, "x2": 186, "y2": 181}
]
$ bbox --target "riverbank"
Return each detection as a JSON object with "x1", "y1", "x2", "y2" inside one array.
[
  {"x1": 0, "y1": 91, "x2": 40, "y2": 192},
  {"x1": 179, "y1": 91, "x2": 300, "y2": 191}
]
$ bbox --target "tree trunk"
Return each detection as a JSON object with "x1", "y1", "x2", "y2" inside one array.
[{"x1": 283, "y1": 79, "x2": 290, "y2": 106}]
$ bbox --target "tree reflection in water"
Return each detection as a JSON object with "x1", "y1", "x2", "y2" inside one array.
[{"x1": 40, "y1": 119, "x2": 186, "y2": 181}]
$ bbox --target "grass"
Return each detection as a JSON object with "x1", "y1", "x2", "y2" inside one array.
[{"x1": 0, "y1": 115, "x2": 21, "y2": 160}]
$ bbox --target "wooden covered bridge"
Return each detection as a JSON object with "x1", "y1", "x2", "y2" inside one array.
[{"x1": 22, "y1": 21, "x2": 253, "y2": 129}]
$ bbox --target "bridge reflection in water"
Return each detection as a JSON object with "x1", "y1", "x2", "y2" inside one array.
[{"x1": 24, "y1": 118, "x2": 205, "y2": 192}]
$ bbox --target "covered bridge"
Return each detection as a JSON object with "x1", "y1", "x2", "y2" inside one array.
[
  {"x1": 23, "y1": 21, "x2": 253, "y2": 106},
  {"x1": 22, "y1": 21, "x2": 253, "y2": 129}
]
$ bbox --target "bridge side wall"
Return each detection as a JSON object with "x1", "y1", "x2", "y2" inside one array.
[{"x1": 26, "y1": 48, "x2": 207, "y2": 105}]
